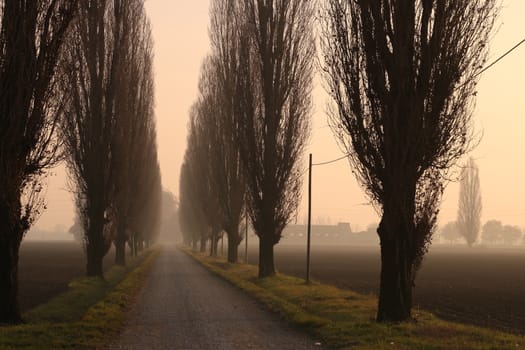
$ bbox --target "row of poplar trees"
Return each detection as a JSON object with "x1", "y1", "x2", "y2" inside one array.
[
  {"x1": 180, "y1": 0, "x2": 497, "y2": 323},
  {"x1": 179, "y1": 0, "x2": 314, "y2": 272},
  {"x1": 0, "y1": 0, "x2": 161, "y2": 324}
]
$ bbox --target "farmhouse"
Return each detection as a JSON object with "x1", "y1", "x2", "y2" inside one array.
[{"x1": 281, "y1": 222, "x2": 352, "y2": 245}]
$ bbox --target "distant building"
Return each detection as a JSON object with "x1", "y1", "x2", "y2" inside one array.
[
  {"x1": 241, "y1": 222, "x2": 379, "y2": 246},
  {"x1": 281, "y1": 222, "x2": 352, "y2": 245},
  {"x1": 277, "y1": 222, "x2": 380, "y2": 246}
]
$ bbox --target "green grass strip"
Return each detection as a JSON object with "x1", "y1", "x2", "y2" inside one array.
[
  {"x1": 0, "y1": 248, "x2": 159, "y2": 349},
  {"x1": 183, "y1": 247, "x2": 525, "y2": 350}
]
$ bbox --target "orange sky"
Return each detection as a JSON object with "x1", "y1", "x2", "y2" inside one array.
[{"x1": 31, "y1": 0, "x2": 525, "y2": 236}]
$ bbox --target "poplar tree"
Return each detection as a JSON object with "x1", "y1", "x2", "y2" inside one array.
[
  {"x1": 457, "y1": 158, "x2": 482, "y2": 247},
  {"x1": 321, "y1": 0, "x2": 497, "y2": 321},
  {"x1": 0, "y1": 0, "x2": 77, "y2": 323}
]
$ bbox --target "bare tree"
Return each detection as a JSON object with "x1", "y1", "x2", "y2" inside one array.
[
  {"x1": 208, "y1": 0, "x2": 248, "y2": 263},
  {"x1": 501, "y1": 225, "x2": 523, "y2": 245},
  {"x1": 126, "y1": 37, "x2": 161, "y2": 254},
  {"x1": 110, "y1": 0, "x2": 156, "y2": 265},
  {"x1": 501, "y1": 225, "x2": 522, "y2": 246},
  {"x1": 132, "y1": 153, "x2": 162, "y2": 251},
  {"x1": 110, "y1": 0, "x2": 138, "y2": 265},
  {"x1": 237, "y1": 0, "x2": 315, "y2": 277},
  {"x1": 61, "y1": 0, "x2": 120, "y2": 277},
  {"x1": 440, "y1": 221, "x2": 460, "y2": 244},
  {"x1": 321, "y1": 1, "x2": 497, "y2": 321},
  {"x1": 192, "y1": 86, "x2": 227, "y2": 256},
  {"x1": 195, "y1": 60, "x2": 224, "y2": 257},
  {"x1": 179, "y1": 102, "x2": 220, "y2": 254},
  {"x1": 482, "y1": 219, "x2": 502, "y2": 244},
  {"x1": 457, "y1": 158, "x2": 482, "y2": 246},
  {"x1": 0, "y1": 0, "x2": 77, "y2": 323},
  {"x1": 179, "y1": 158, "x2": 206, "y2": 250},
  {"x1": 122, "y1": 132, "x2": 161, "y2": 257}
]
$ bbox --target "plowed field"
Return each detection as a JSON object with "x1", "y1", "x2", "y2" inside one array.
[
  {"x1": 244, "y1": 244, "x2": 525, "y2": 334},
  {"x1": 19, "y1": 241, "x2": 115, "y2": 311}
]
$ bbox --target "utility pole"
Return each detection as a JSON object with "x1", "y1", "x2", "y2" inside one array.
[
  {"x1": 245, "y1": 212, "x2": 248, "y2": 263},
  {"x1": 306, "y1": 153, "x2": 312, "y2": 284}
]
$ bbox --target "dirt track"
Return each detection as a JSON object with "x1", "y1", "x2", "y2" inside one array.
[{"x1": 110, "y1": 247, "x2": 326, "y2": 350}]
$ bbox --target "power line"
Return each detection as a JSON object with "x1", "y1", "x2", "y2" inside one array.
[
  {"x1": 475, "y1": 37, "x2": 525, "y2": 78},
  {"x1": 304, "y1": 39, "x2": 525, "y2": 173},
  {"x1": 293, "y1": 153, "x2": 349, "y2": 181},
  {"x1": 312, "y1": 154, "x2": 349, "y2": 167}
]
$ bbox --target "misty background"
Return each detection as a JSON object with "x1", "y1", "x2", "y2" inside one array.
[{"x1": 28, "y1": 0, "x2": 524, "y2": 241}]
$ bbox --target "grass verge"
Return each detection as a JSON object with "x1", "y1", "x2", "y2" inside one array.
[
  {"x1": 0, "y1": 248, "x2": 159, "y2": 349},
  {"x1": 183, "y1": 248, "x2": 525, "y2": 350}
]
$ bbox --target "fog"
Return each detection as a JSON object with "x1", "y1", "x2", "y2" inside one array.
[
  {"x1": 25, "y1": 1, "x2": 524, "y2": 245},
  {"x1": 5, "y1": 2, "x2": 524, "y2": 347}
]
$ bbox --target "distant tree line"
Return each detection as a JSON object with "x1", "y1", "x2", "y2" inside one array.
[
  {"x1": 440, "y1": 157, "x2": 523, "y2": 246},
  {"x1": 440, "y1": 220, "x2": 524, "y2": 246},
  {"x1": 159, "y1": 191, "x2": 180, "y2": 243},
  {"x1": 0, "y1": 0, "x2": 161, "y2": 324},
  {"x1": 482, "y1": 220, "x2": 523, "y2": 245}
]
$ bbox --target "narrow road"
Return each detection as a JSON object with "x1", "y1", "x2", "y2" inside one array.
[{"x1": 111, "y1": 246, "x2": 326, "y2": 349}]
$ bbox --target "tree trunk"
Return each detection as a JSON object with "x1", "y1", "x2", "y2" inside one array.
[
  {"x1": 258, "y1": 236, "x2": 275, "y2": 277},
  {"x1": 199, "y1": 238, "x2": 207, "y2": 253},
  {"x1": 115, "y1": 224, "x2": 126, "y2": 266},
  {"x1": 376, "y1": 225, "x2": 413, "y2": 322},
  {"x1": 115, "y1": 239, "x2": 126, "y2": 266},
  {"x1": 192, "y1": 239, "x2": 197, "y2": 251},
  {"x1": 210, "y1": 232, "x2": 219, "y2": 257},
  {"x1": 128, "y1": 236, "x2": 134, "y2": 256},
  {"x1": 86, "y1": 246, "x2": 104, "y2": 277},
  {"x1": 85, "y1": 206, "x2": 105, "y2": 277},
  {"x1": 0, "y1": 235, "x2": 22, "y2": 324},
  {"x1": 114, "y1": 240, "x2": 125, "y2": 266},
  {"x1": 227, "y1": 232, "x2": 238, "y2": 263},
  {"x1": 134, "y1": 237, "x2": 139, "y2": 256}
]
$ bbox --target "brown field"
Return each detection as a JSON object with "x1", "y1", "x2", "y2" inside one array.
[
  {"x1": 18, "y1": 241, "x2": 115, "y2": 312},
  {"x1": 244, "y1": 243, "x2": 525, "y2": 334}
]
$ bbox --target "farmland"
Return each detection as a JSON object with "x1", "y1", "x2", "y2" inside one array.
[
  {"x1": 244, "y1": 243, "x2": 525, "y2": 334},
  {"x1": 18, "y1": 241, "x2": 525, "y2": 335},
  {"x1": 18, "y1": 241, "x2": 115, "y2": 312}
]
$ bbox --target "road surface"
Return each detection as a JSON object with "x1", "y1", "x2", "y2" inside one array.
[{"x1": 110, "y1": 246, "x2": 326, "y2": 349}]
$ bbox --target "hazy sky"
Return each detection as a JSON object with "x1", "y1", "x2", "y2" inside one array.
[{"x1": 32, "y1": 1, "x2": 525, "y2": 236}]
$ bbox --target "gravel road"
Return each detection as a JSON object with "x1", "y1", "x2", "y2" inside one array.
[{"x1": 110, "y1": 246, "x2": 327, "y2": 349}]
